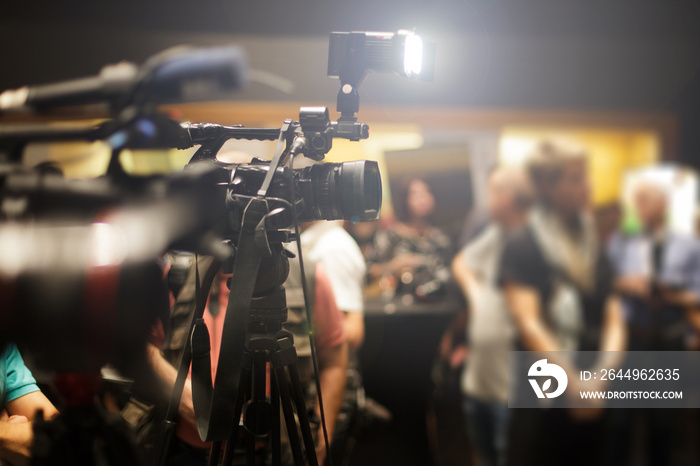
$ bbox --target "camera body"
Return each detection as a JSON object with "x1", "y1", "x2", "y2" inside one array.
[
  {"x1": 184, "y1": 105, "x2": 380, "y2": 243},
  {"x1": 221, "y1": 157, "x2": 381, "y2": 236}
]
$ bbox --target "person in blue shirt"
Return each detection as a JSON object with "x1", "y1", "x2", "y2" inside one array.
[
  {"x1": 606, "y1": 180, "x2": 700, "y2": 466},
  {"x1": 0, "y1": 343, "x2": 57, "y2": 466},
  {"x1": 608, "y1": 180, "x2": 700, "y2": 351}
]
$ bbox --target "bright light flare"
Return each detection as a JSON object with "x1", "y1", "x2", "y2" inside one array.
[{"x1": 403, "y1": 32, "x2": 423, "y2": 77}]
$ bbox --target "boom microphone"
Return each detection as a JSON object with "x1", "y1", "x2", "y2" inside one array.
[
  {"x1": 0, "y1": 45, "x2": 248, "y2": 112},
  {"x1": 140, "y1": 45, "x2": 247, "y2": 104},
  {"x1": 0, "y1": 62, "x2": 138, "y2": 112}
]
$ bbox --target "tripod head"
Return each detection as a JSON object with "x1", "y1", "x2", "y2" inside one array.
[{"x1": 221, "y1": 226, "x2": 293, "y2": 336}]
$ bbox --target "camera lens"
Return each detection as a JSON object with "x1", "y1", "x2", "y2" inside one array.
[{"x1": 300, "y1": 160, "x2": 381, "y2": 222}]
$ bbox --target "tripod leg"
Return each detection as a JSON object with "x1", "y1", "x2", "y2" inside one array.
[
  {"x1": 287, "y1": 363, "x2": 319, "y2": 466},
  {"x1": 272, "y1": 336, "x2": 319, "y2": 466},
  {"x1": 273, "y1": 364, "x2": 305, "y2": 466},
  {"x1": 244, "y1": 352, "x2": 271, "y2": 466},
  {"x1": 222, "y1": 432, "x2": 237, "y2": 466},
  {"x1": 153, "y1": 420, "x2": 177, "y2": 466},
  {"x1": 209, "y1": 441, "x2": 222, "y2": 466},
  {"x1": 222, "y1": 352, "x2": 254, "y2": 466},
  {"x1": 271, "y1": 373, "x2": 281, "y2": 466},
  {"x1": 246, "y1": 428, "x2": 257, "y2": 466}
]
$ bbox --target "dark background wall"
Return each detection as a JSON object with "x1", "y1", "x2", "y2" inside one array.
[{"x1": 2, "y1": 1, "x2": 700, "y2": 163}]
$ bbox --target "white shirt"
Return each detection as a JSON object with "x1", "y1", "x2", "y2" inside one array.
[
  {"x1": 461, "y1": 225, "x2": 515, "y2": 404},
  {"x1": 300, "y1": 221, "x2": 366, "y2": 313}
]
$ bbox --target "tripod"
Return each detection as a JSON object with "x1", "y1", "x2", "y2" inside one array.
[
  {"x1": 151, "y1": 117, "x2": 337, "y2": 466},
  {"x1": 154, "y1": 207, "x2": 321, "y2": 466},
  {"x1": 193, "y1": 250, "x2": 320, "y2": 466}
]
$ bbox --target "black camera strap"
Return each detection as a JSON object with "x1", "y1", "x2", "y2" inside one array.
[
  {"x1": 258, "y1": 119, "x2": 292, "y2": 197},
  {"x1": 191, "y1": 197, "x2": 269, "y2": 442},
  {"x1": 286, "y1": 154, "x2": 333, "y2": 464},
  {"x1": 153, "y1": 254, "x2": 220, "y2": 466}
]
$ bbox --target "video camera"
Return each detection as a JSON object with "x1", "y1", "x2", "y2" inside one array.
[{"x1": 181, "y1": 106, "x2": 380, "y2": 237}]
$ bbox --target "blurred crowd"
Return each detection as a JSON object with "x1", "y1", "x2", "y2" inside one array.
[
  {"x1": 440, "y1": 140, "x2": 700, "y2": 466},
  {"x1": 338, "y1": 138, "x2": 700, "y2": 466},
  {"x1": 338, "y1": 139, "x2": 700, "y2": 466}
]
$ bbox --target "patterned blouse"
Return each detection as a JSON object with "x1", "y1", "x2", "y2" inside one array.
[{"x1": 369, "y1": 222, "x2": 453, "y2": 290}]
